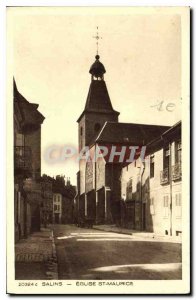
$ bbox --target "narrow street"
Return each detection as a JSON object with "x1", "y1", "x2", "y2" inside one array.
[{"x1": 53, "y1": 224, "x2": 182, "y2": 280}]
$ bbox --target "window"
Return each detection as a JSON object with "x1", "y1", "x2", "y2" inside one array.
[
  {"x1": 163, "y1": 146, "x2": 170, "y2": 168},
  {"x1": 175, "y1": 193, "x2": 182, "y2": 218},
  {"x1": 16, "y1": 133, "x2": 24, "y2": 147},
  {"x1": 150, "y1": 155, "x2": 154, "y2": 178},
  {"x1": 175, "y1": 140, "x2": 182, "y2": 164},
  {"x1": 163, "y1": 146, "x2": 170, "y2": 180},
  {"x1": 54, "y1": 204, "x2": 60, "y2": 211},
  {"x1": 163, "y1": 195, "x2": 169, "y2": 217},
  {"x1": 150, "y1": 197, "x2": 155, "y2": 215},
  {"x1": 175, "y1": 193, "x2": 181, "y2": 206},
  {"x1": 80, "y1": 127, "x2": 83, "y2": 136},
  {"x1": 94, "y1": 123, "x2": 101, "y2": 133},
  {"x1": 163, "y1": 196, "x2": 169, "y2": 207}
]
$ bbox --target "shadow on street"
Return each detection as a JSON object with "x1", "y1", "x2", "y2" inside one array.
[{"x1": 53, "y1": 224, "x2": 182, "y2": 280}]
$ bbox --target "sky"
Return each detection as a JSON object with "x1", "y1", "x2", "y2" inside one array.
[{"x1": 11, "y1": 7, "x2": 182, "y2": 185}]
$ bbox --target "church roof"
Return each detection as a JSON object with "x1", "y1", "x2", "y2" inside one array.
[
  {"x1": 145, "y1": 121, "x2": 181, "y2": 155},
  {"x1": 95, "y1": 121, "x2": 171, "y2": 145},
  {"x1": 85, "y1": 80, "x2": 114, "y2": 111},
  {"x1": 77, "y1": 80, "x2": 119, "y2": 122}
]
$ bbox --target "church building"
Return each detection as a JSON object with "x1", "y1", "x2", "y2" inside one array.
[{"x1": 76, "y1": 53, "x2": 170, "y2": 227}]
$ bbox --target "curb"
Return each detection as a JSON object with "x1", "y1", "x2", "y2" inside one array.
[
  {"x1": 93, "y1": 226, "x2": 182, "y2": 243},
  {"x1": 45, "y1": 230, "x2": 59, "y2": 280}
]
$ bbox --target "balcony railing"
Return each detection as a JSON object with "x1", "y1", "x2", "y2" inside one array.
[
  {"x1": 172, "y1": 163, "x2": 182, "y2": 181},
  {"x1": 14, "y1": 146, "x2": 32, "y2": 171},
  {"x1": 160, "y1": 168, "x2": 169, "y2": 185}
]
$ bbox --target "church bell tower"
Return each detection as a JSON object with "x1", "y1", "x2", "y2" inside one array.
[{"x1": 77, "y1": 53, "x2": 120, "y2": 151}]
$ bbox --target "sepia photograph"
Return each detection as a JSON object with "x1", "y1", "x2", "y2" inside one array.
[{"x1": 6, "y1": 6, "x2": 190, "y2": 294}]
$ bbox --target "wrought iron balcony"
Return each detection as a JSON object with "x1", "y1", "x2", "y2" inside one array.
[
  {"x1": 14, "y1": 146, "x2": 32, "y2": 174},
  {"x1": 160, "y1": 168, "x2": 169, "y2": 185},
  {"x1": 172, "y1": 163, "x2": 182, "y2": 181}
]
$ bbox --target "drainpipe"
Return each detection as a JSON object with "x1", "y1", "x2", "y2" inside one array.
[
  {"x1": 169, "y1": 142, "x2": 173, "y2": 236},
  {"x1": 140, "y1": 161, "x2": 145, "y2": 231},
  {"x1": 84, "y1": 163, "x2": 87, "y2": 218},
  {"x1": 95, "y1": 144, "x2": 98, "y2": 223}
]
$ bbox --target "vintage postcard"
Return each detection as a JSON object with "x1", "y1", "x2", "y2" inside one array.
[{"x1": 7, "y1": 6, "x2": 190, "y2": 294}]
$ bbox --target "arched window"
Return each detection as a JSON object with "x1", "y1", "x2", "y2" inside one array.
[{"x1": 94, "y1": 123, "x2": 101, "y2": 133}]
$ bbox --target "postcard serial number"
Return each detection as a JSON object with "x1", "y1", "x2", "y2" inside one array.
[{"x1": 18, "y1": 282, "x2": 38, "y2": 287}]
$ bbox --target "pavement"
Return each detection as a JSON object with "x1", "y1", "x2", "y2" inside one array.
[
  {"x1": 53, "y1": 224, "x2": 182, "y2": 280},
  {"x1": 93, "y1": 224, "x2": 182, "y2": 243},
  {"x1": 15, "y1": 227, "x2": 58, "y2": 280}
]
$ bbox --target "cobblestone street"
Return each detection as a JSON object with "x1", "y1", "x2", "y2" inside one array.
[{"x1": 15, "y1": 228, "x2": 56, "y2": 280}]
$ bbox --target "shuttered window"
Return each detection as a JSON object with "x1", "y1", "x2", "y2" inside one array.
[
  {"x1": 150, "y1": 197, "x2": 155, "y2": 215},
  {"x1": 175, "y1": 193, "x2": 182, "y2": 218},
  {"x1": 163, "y1": 195, "x2": 169, "y2": 217}
]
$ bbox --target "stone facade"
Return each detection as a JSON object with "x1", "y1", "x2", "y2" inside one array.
[
  {"x1": 14, "y1": 80, "x2": 45, "y2": 242},
  {"x1": 40, "y1": 177, "x2": 53, "y2": 225},
  {"x1": 52, "y1": 192, "x2": 75, "y2": 225},
  {"x1": 53, "y1": 193, "x2": 62, "y2": 224},
  {"x1": 24, "y1": 128, "x2": 41, "y2": 180},
  {"x1": 52, "y1": 176, "x2": 76, "y2": 224},
  {"x1": 121, "y1": 122, "x2": 182, "y2": 236}
]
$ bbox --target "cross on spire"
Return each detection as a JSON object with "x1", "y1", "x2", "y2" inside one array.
[{"x1": 93, "y1": 26, "x2": 102, "y2": 55}]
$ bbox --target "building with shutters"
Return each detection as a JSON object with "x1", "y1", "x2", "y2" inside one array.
[
  {"x1": 52, "y1": 176, "x2": 76, "y2": 224},
  {"x1": 40, "y1": 175, "x2": 53, "y2": 226},
  {"x1": 121, "y1": 121, "x2": 182, "y2": 236},
  {"x1": 14, "y1": 79, "x2": 45, "y2": 241}
]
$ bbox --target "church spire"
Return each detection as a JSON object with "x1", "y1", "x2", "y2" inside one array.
[
  {"x1": 93, "y1": 26, "x2": 102, "y2": 56},
  {"x1": 90, "y1": 27, "x2": 106, "y2": 80},
  {"x1": 77, "y1": 28, "x2": 120, "y2": 130}
]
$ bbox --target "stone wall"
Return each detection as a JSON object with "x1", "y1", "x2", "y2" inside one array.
[{"x1": 25, "y1": 126, "x2": 41, "y2": 179}]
